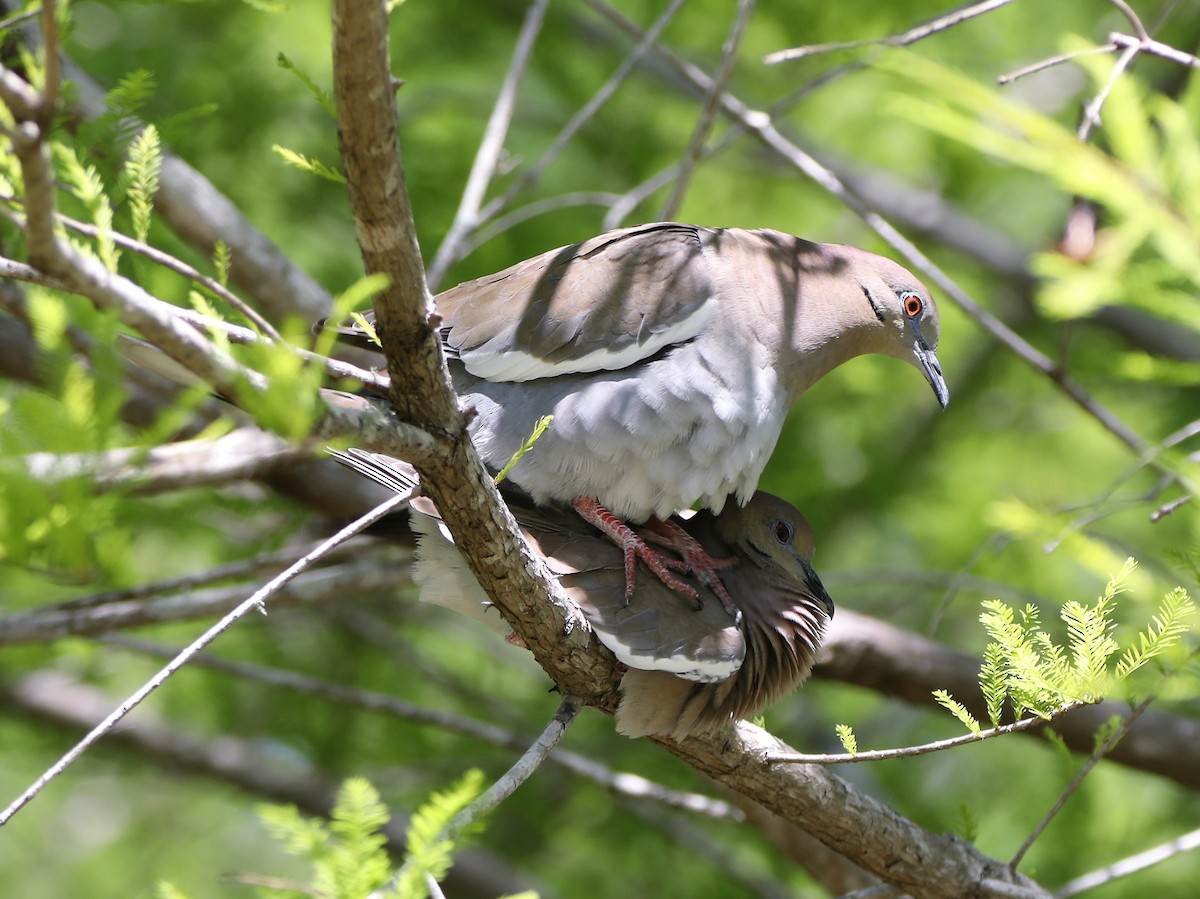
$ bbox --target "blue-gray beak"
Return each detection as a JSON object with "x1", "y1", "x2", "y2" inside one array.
[{"x1": 916, "y1": 340, "x2": 949, "y2": 409}]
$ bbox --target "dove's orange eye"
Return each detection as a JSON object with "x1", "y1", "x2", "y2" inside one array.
[{"x1": 903, "y1": 294, "x2": 923, "y2": 318}]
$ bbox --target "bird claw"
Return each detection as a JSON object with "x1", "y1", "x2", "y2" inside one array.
[{"x1": 572, "y1": 498, "x2": 734, "y2": 615}]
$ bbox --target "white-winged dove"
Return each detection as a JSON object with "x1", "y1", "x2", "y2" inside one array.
[
  {"x1": 332, "y1": 223, "x2": 946, "y2": 601},
  {"x1": 332, "y1": 449, "x2": 833, "y2": 741}
]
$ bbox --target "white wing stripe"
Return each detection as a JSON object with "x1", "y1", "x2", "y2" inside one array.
[{"x1": 460, "y1": 295, "x2": 719, "y2": 382}]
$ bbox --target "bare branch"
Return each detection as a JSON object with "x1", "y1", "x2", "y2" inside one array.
[
  {"x1": 818, "y1": 609, "x2": 1200, "y2": 791},
  {"x1": 1110, "y1": 31, "x2": 1200, "y2": 68},
  {"x1": 768, "y1": 702, "x2": 1090, "y2": 765},
  {"x1": 1, "y1": 671, "x2": 536, "y2": 898},
  {"x1": 472, "y1": 0, "x2": 688, "y2": 235},
  {"x1": 658, "y1": 0, "x2": 754, "y2": 220},
  {"x1": 764, "y1": 0, "x2": 1017, "y2": 64},
  {"x1": 0, "y1": 554, "x2": 409, "y2": 646},
  {"x1": 665, "y1": 724, "x2": 1052, "y2": 899},
  {"x1": 0, "y1": 490, "x2": 411, "y2": 825},
  {"x1": 446, "y1": 696, "x2": 581, "y2": 840},
  {"x1": 1077, "y1": 42, "x2": 1140, "y2": 142},
  {"x1": 332, "y1": 0, "x2": 599, "y2": 703},
  {"x1": 997, "y1": 45, "x2": 1116, "y2": 86},
  {"x1": 20, "y1": 428, "x2": 313, "y2": 493},
  {"x1": 427, "y1": 0, "x2": 549, "y2": 290},
  {"x1": 102, "y1": 633, "x2": 743, "y2": 822},
  {"x1": 1009, "y1": 699, "x2": 1152, "y2": 870},
  {"x1": 1055, "y1": 824, "x2": 1200, "y2": 897},
  {"x1": 50, "y1": 207, "x2": 284, "y2": 341}
]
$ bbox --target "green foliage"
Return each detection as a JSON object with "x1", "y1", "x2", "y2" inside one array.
[
  {"x1": 258, "y1": 777, "x2": 393, "y2": 899},
  {"x1": 834, "y1": 723, "x2": 858, "y2": 755},
  {"x1": 76, "y1": 69, "x2": 157, "y2": 166},
  {"x1": 494, "y1": 415, "x2": 555, "y2": 485},
  {"x1": 933, "y1": 690, "x2": 981, "y2": 736},
  {"x1": 954, "y1": 804, "x2": 980, "y2": 843},
  {"x1": 349, "y1": 311, "x2": 381, "y2": 348},
  {"x1": 943, "y1": 560, "x2": 1196, "y2": 728},
  {"x1": 884, "y1": 48, "x2": 1200, "y2": 383},
  {"x1": 124, "y1": 124, "x2": 162, "y2": 243},
  {"x1": 393, "y1": 769, "x2": 487, "y2": 899},
  {"x1": 276, "y1": 52, "x2": 337, "y2": 119},
  {"x1": 0, "y1": 289, "x2": 131, "y2": 578},
  {"x1": 212, "y1": 240, "x2": 232, "y2": 287},
  {"x1": 272, "y1": 144, "x2": 346, "y2": 184},
  {"x1": 1115, "y1": 587, "x2": 1196, "y2": 681},
  {"x1": 155, "y1": 882, "x2": 192, "y2": 899},
  {"x1": 244, "y1": 772, "x2": 507, "y2": 899},
  {"x1": 52, "y1": 141, "x2": 118, "y2": 270}
]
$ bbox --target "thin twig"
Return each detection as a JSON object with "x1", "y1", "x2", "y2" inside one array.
[
  {"x1": 0, "y1": 248, "x2": 387, "y2": 391},
  {"x1": 658, "y1": 0, "x2": 755, "y2": 220},
  {"x1": 446, "y1": 695, "x2": 580, "y2": 839},
  {"x1": 1109, "y1": 31, "x2": 1200, "y2": 68},
  {"x1": 764, "y1": 0, "x2": 1017, "y2": 64},
  {"x1": 20, "y1": 428, "x2": 314, "y2": 494},
  {"x1": 997, "y1": 45, "x2": 1117, "y2": 86},
  {"x1": 102, "y1": 634, "x2": 742, "y2": 821},
  {"x1": 585, "y1": 0, "x2": 1167, "y2": 475},
  {"x1": 1009, "y1": 699, "x2": 1152, "y2": 870},
  {"x1": 0, "y1": 488, "x2": 413, "y2": 827},
  {"x1": 1106, "y1": 0, "x2": 1149, "y2": 42},
  {"x1": 427, "y1": 0, "x2": 548, "y2": 290},
  {"x1": 52, "y1": 206, "x2": 284, "y2": 341},
  {"x1": 424, "y1": 873, "x2": 448, "y2": 899},
  {"x1": 472, "y1": 0, "x2": 688, "y2": 235},
  {"x1": 42, "y1": 541, "x2": 357, "y2": 611},
  {"x1": 768, "y1": 702, "x2": 1090, "y2": 765},
  {"x1": 0, "y1": 555, "x2": 411, "y2": 647},
  {"x1": 404, "y1": 697, "x2": 582, "y2": 894},
  {"x1": 37, "y1": 0, "x2": 59, "y2": 127},
  {"x1": 1054, "y1": 824, "x2": 1200, "y2": 897},
  {"x1": 1077, "y1": 42, "x2": 1140, "y2": 142},
  {"x1": 459, "y1": 191, "x2": 622, "y2": 257},
  {"x1": 0, "y1": 7, "x2": 40, "y2": 33}
]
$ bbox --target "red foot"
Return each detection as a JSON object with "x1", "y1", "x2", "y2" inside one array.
[
  {"x1": 572, "y1": 497, "x2": 700, "y2": 606},
  {"x1": 643, "y1": 516, "x2": 741, "y2": 622}
]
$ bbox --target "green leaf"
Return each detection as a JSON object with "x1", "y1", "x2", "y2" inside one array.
[
  {"x1": 349, "y1": 311, "x2": 382, "y2": 348},
  {"x1": 277, "y1": 52, "x2": 337, "y2": 118},
  {"x1": 979, "y1": 642, "x2": 1008, "y2": 726},
  {"x1": 834, "y1": 723, "x2": 857, "y2": 755},
  {"x1": 124, "y1": 124, "x2": 162, "y2": 243},
  {"x1": 1115, "y1": 587, "x2": 1196, "y2": 680},
  {"x1": 954, "y1": 804, "x2": 979, "y2": 844},
  {"x1": 212, "y1": 240, "x2": 232, "y2": 287},
  {"x1": 394, "y1": 769, "x2": 486, "y2": 899},
  {"x1": 52, "y1": 141, "x2": 119, "y2": 271},
  {"x1": 933, "y1": 690, "x2": 981, "y2": 736},
  {"x1": 272, "y1": 144, "x2": 346, "y2": 183},
  {"x1": 494, "y1": 416, "x2": 554, "y2": 485}
]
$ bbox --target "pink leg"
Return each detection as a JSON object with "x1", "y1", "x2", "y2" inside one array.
[
  {"x1": 572, "y1": 497, "x2": 699, "y2": 605},
  {"x1": 642, "y1": 516, "x2": 741, "y2": 621}
]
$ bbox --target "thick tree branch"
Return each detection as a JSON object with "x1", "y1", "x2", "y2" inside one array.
[{"x1": 330, "y1": 0, "x2": 600, "y2": 704}]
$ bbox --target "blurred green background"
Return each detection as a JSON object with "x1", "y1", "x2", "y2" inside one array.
[{"x1": 2, "y1": 0, "x2": 1199, "y2": 896}]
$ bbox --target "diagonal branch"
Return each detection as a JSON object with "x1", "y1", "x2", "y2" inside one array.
[
  {"x1": 427, "y1": 0, "x2": 549, "y2": 290},
  {"x1": 329, "y1": 7, "x2": 1052, "y2": 895},
  {"x1": 330, "y1": 0, "x2": 597, "y2": 698}
]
